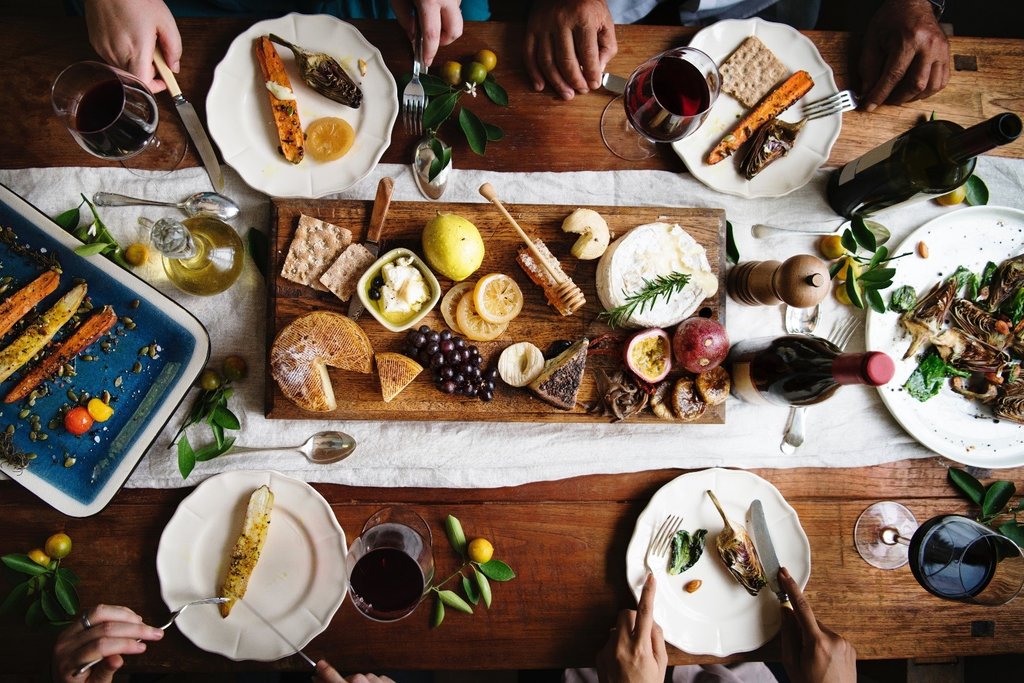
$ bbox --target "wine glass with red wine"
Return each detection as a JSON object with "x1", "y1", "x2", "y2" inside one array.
[
  {"x1": 51, "y1": 61, "x2": 185, "y2": 173},
  {"x1": 601, "y1": 46, "x2": 721, "y2": 161},
  {"x1": 855, "y1": 503, "x2": 1024, "y2": 605},
  {"x1": 348, "y1": 506, "x2": 434, "y2": 622}
]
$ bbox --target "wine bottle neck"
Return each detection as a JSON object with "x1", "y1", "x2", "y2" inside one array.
[
  {"x1": 944, "y1": 113, "x2": 1023, "y2": 165},
  {"x1": 832, "y1": 351, "x2": 896, "y2": 386}
]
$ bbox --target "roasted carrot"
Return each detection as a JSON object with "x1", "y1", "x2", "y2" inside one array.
[
  {"x1": 0, "y1": 283, "x2": 86, "y2": 384},
  {"x1": 0, "y1": 270, "x2": 59, "y2": 339},
  {"x1": 706, "y1": 70, "x2": 814, "y2": 165},
  {"x1": 4, "y1": 305, "x2": 117, "y2": 404},
  {"x1": 255, "y1": 35, "x2": 305, "y2": 164}
]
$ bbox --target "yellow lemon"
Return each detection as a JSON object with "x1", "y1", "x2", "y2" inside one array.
[
  {"x1": 468, "y1": 538, "x2": 494, "y2": 563},
  {"x1": 455, "y1": 291, "x2": 507, "y2": 341},
  {"x1": 44, "y1": 533, "x2": 72, "y2": 560},
  {"x1": 834, "y1": 283, "x2": 852, "y2": 305},
  {"x1": 28, "y1": 548, "x2": 51, "y2": 567},
  {"x1": 473, "y1": 273, "x2": 524, "y2": 324},
  {"x1": 306, "y1": 117, "x2": 355, "y2": 162},
  {"x1": 834, "y1": 256, "x2": 860, "y2": 283},
  {"x1": 124, "y1": 242, "x2": 149, "y2": 267},
  {"x1": 422, "y1": 213, "x2": 485, "y2": 282},
  {"x1": 817, "y1": 234, "x2": 846, "y2": 260},
  {"x1": 936, "y1": 185, "x2": 967, "y2": 206}
]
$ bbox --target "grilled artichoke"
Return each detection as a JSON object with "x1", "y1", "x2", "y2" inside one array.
[
  {"x1": 739, "y1": 117, "x2": 804, "y2": 179},
  {"x1": 706, "y1": 490, "x2": 766, "y2": 596},
  {"x1": 269, "y1": 34, "x2": 363, "y2": 109}
]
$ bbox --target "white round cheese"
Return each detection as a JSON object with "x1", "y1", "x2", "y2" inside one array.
[{"x1": 596, "y1": 222, "x2": 717, "y2": 329}]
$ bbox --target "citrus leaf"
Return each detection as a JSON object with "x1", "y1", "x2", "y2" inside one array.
[
  {"x1": 725, "y1": 221, "x2": 739, "y2": 265},
  {"x1": 478, "y1": 559, "x2": 516, "y2": 581},
  {"x1": 865, "y1": 288, "x2": 886, "y2": 313},
  {"x1": 482, "y1": 77, "x2": 508, "y2": 106},
  {"x1": 437, "y1": 589, "x2": 473, "y2": 614},
  {"x1": 858, "y1": 268, "x2": 896, "y2": 283},
  {"x1": 950, "y1": 468, "x2": 985, "y2": 505},
  {"x1": 74, "y1": 242, "x2": 109, "y2": 257},
  {"x1": 983, "y1": 480, "x2": 1016, "y2": 518},
  {"x1": 868, "y1": 246, "x2": 889, "y2": 270},
  {"x1": 41, "y1": 590, "x2": 64, "y2": 622},
  {"x1": 851, "y1": 216, "x2": 877, "y2": 252},
  {"x1": 462, "y1": 575, "x2": 479, "y2": 605},
  {"x1": 859, "y1": 280, "x2": 893, "y2": 292},
  {"x1": 845, "y1": 273, "x2": 863, "y2": 309},
  {"x1": 53, "y1": 207, "x2": 80, "y2": 231},
  {"x1": 25, "y1": 598, "x2": 44, "y2": 626},
  {"x1": 0, "y1": 579, "x2": 32, "y2": 615},
  {"x1": 423, "y1": 91, "x2": 460, "y2": 132},
  {"x1": 864, "y1": 220, "x2": 891, "y2": 246},
  {"x1": 998, "y1": 521, "x2": 1024, "y2": 548},
  {"x1": 212, "y1": 405, "x2": 240, "y2": 430},
  {"x1": 444, "y1": 515, "x2": 467, "y2": 556},
  {"x1": 965, "y1": 175, "x2": 989, "y2": 206},
  {"x1": 841, "y1": 228, "x2": 857, "y2": 253},
  {"x1": 484, "y1": 123, "x2": 504, "y2": 141},
  {"x1": 431, "y1": 594, "x2": 445, "y2": 628},
  {"x1": 56, "y1": 567, "x2": 80, "y2": 586},
  {"x1": 54, "y1": 573, "x2": 79, "y2": 615},
  {"x1": 2, "y1": 554, "x2": 48, "y2": 577},
  {"x1": 474, "y1": 568, "x2": 492, "y2": 608},
  {"x1": 195, "y1": 438, "x2": 235, "y2": 462},
  {"x1": 458, "y1": 108, "x2": 488, "y2": 156},
  {"x1": 420, "y1": 73, "x2": 454, "y2": 96},
  {"x1": 177, "y1": 436, "x2": 196, "y2": 479},
  {"x1": 828, "y1": 260, "x2": 844, "y2": 279}
]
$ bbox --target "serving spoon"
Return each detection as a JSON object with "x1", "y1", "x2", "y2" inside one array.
[
  {"x1": 226, "y1": 431, "x2": 357, "y2": 464},
  {"x1": 92, "y1": 191, "x2": 240, "y2": 220}
]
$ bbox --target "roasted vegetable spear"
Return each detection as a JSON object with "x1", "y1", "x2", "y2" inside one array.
[
  {"x1": 268, "y1": 34, "x2": 363, "y2": 109},
  {"x1": 706, "y1": 490, "x2": 767, "y2": 596}
]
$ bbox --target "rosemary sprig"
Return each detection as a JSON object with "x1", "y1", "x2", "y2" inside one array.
[{"x1": 600, "y1": 272, "x2": 692, "y2": 329}]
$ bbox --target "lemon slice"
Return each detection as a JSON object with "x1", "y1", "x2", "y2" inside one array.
[
  {"x1": 455, "y1": 291, "x2": 508, "y2": 341},
  {"x1": 306, "y1": 117, "x2": 355, "y2": 162},
  {"x1": 440, "y1": 282, "x2": 475, "y2": 334},
  {"x1": 472, "y1": 273, "x2": 523, "y2": 324}
]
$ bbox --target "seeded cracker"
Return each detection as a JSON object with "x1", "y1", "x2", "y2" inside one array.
[
  {"x1": 719, "y1": 36, "x2": 789, "y2": 109},
  {"x1": 319, "y1": 243, "x2": 376, "y2": 302},
  {"x1": 280, "y1": 214, "x2": 353, "y2": 291}
]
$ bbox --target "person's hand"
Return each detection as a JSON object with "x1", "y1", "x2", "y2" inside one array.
[
  {"x1": 778, "y1": 567, "x2": 857, "y2": 683},
  {"x1": 83, "y1": 0, "x2": 182, "y2": 94},
  {"x1": 858, "y1": 0, "x2": 950, "y2": 111},
  {"x1": 524, "y1": 0, "x2": 618, "y2": 100},
  {"x1": 391, "y1": 0, "x2": 464, "y2": 68},
  {"x1": 51, "y1": 605, "x2": 164, "y2": 683},
  {"x1": 313, "y1": 660, "x2": 396, "y2": 683},
  {"x1": 596, "y1": 573, "x2": 667, "y2": 683}
]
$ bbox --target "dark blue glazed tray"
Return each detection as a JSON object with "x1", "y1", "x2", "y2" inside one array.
[{"x1": 0, "y1": 183, "x2": 209, "y2": 516}]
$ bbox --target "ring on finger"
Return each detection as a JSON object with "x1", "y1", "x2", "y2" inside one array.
[{"x1": 80, "y1": 611, "x2": 93, "y2": 630}]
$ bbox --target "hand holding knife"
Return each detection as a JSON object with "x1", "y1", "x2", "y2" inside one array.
[{"x1": 749, "y1": 499, "x2": 793, "y2": 609}]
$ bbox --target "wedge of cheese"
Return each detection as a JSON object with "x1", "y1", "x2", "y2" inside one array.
[{"x1": 219, "y1": 485, "x2": 274, "y2": 618}]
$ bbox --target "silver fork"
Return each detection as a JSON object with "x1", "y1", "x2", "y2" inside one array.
[
  {"x1": 780, "y1": 316, "x2": 862, "y2": 454},
  {"x1": 801, "y1": 90, "x2": 858, "y2": 121},
  {"x1": 401, "y1": 11, "x2": 426, "y2": 135},
  {"x1": 75, "y1": 597, "x2": 229, "y2": 674},
  {"x1": 644, "y1": 514, "x2": 684, "y2": 574}
]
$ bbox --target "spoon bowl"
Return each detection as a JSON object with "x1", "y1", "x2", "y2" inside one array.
[
  {"x1": 227, "y1": 431, "x2": 356, "y2": 464},
  {"x1": 92, "y1": 191, "x2": 241, "y2": 221},
  {"x1": 412, "y1": 138, "x2": 449, "y2": 200}
]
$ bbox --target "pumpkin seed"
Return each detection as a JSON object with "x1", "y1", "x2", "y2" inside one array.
[{"x1": 63, "y1": 456, "x2": 76, "y2": 468}]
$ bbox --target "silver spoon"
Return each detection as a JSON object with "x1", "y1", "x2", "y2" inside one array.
[
  {"x1": 412, "y1": 137, "x2": 449, "y2": 200},
  {"x1": 227, "y1": 431, "x2": 357, "y2": 464},
  {"x1": 780, "y1": 304, "x2": 820, "y2": 454},
  {"x1": 751, "y1": 223, "x2": 839, "y2": 239},
  {"x1": 92, "y1": 191, "x2": 240, "y2": 220}
]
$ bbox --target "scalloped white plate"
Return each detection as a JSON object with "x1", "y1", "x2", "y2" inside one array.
[
  {"x1": 671, "y1": 18, "x2": 840, "y2": 198},
  {"x1": 625, "y1": 468, "x2": 810, "y2": 656},
  {"x1": 207, "y1": 13, "x2": 398, "y2": 198},
  {"x1": 156, "y1": 470, "x2": 347, "y2": 661}
]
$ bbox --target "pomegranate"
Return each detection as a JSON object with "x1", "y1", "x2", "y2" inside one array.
[
  {"x1": 673, "y1": 317, "x2": 729, "y2": 373},
  {"x1": 624, "y1": 328, "x2": 672, "y2": 383}
]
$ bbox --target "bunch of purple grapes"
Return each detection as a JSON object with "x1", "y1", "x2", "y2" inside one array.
[{"x1": 404, "y1": 325, "x2": 498, "y2": 401}]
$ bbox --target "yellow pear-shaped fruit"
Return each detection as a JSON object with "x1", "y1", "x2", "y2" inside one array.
[{"x1": 422, "y1": 212, "x2": 485, "y2": 281}]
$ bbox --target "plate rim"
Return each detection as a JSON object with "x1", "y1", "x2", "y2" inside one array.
[
  {"x1": 865, "y1": 204, "x2": 1024, "y2": 468},
  {"x1": 0, "y1": 181, "x2": 210, "y2": 517},
  {"x1": 671, "y1": 17, "x2": 840, "y2": 199}
]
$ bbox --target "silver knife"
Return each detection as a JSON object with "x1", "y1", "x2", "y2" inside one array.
[
  {"x1": 239, "y1": 598, "x2": 317, "y2": 668},
  {"x1": 749, "y1": 499, "x2": 793, "y2": 608},
  {"x1": 153, "y1": 48, "x2": 225, "y2": 192},
  {"x1": 601, "y1": 72, "x2": 627, "y2": 95},
  {"x1": 348, "y1": 176, "x2": 394, "y2": 320}
]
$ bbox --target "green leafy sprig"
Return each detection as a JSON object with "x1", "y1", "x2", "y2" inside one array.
[
  {"x1": 1, "y1": 554, "x2": 80, "y2": 627},
  {"x1": 600, "y1": 272, "x2": 692, "y2": 329},
  {"x1": 948, "y1": 467, "x2": 1024, "y2": 547},
  {"x1": 54, "y1": 194, "x2": 130, "y2": 269},
  {"x1": 829, "y1": 216, "x2": 911, "y2": 313},
  {"x1": 173, "y1": 382, "x2": 241, "y2": 479},
  {"x1": 429, "y1": 515, "x2": 516, "y2": 628}
]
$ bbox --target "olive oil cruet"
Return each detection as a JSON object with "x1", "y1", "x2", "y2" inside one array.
[{"x1": 138, "y1": 215, "x2": 244, "y2": 295}]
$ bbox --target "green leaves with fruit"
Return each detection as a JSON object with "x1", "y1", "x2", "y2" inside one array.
[
  {"x1": 1, "y1": 532, "x2": 80, "y2": 627},
  {"x1": 948, "y1": 468, "x2": 1024, "y2": 547}
]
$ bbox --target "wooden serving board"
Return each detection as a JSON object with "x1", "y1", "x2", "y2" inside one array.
[{"x1": 267, "y1": 197, "x2": 726, "y2": 423}]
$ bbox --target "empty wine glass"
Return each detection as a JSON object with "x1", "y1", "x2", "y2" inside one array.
[
  {"x1": 51, "y1": 61, "x2": 186, "y2": 173},
  {"x1": 601, "y1": 46, "x2": 721, "y2": 161},
  {"x1": 855, "y1": 502, "x2": 1024, "y2": 606}
]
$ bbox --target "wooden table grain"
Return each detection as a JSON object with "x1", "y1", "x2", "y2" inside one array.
[{"x1": 1, "y1": 16, "x2": 1024, "y2": 675}]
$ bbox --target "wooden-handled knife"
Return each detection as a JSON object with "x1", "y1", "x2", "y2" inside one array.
[{"x1": 348, "y1": 177, "x2": 395, "y2": 320}]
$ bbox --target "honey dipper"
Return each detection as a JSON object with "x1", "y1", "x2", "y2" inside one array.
[{"x1": 478, "y1": 183, "x2": 586, "y2": 316}]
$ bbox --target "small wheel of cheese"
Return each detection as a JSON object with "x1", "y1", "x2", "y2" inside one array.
[{"x1": 270, "y1": 311, "x2": 373, "y2": 412}]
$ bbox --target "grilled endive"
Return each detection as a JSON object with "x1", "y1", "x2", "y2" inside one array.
[
  {"x1": 706, "y1": 490, "x2": 766, "y2": 596},
  {"x1": 269, "y1": 34, "x2": 363, "y2": 109}
]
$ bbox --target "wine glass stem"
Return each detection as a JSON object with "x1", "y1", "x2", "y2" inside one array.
[{"x1": 880, "y1": 527, "x2": 910, "y2": 546}]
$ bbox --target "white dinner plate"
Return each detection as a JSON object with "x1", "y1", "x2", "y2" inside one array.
[
  {"x1": 625, "y1": 468, "x2": 810, "y2": 656},
  {"x1": 207, "y1": 13, "x2": 398, "y2": 198},
  {"x1": 671, "y1": 18, "x2": 840, "y2": 198},
  {"x1": 865, "y1": 205, "x2": 1024, "y2": 468},
  {"x1": 156, "y1": 470, "x2": 348, "y2": 661}
]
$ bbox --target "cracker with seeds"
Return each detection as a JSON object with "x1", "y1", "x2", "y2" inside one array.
[
  {"x1": 319, "y1": 243, "x2": 377, "y2": 302},
  {"x1": 280, "y1": 214, "x2": 353, "y2": 291},
  {"x1": 719, "y1": 36, "x2": 789, "y2": 109}
]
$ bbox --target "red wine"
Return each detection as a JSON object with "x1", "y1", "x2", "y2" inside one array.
[
  {"x1": 73, "y1": 78, "x2": 157, "y2": 159},
  {"x1": 349, "y1": 546, "x2": 425, "y2": 617},
  {"x1": 625, "y1": 56, "x2": 711, "y2": 142},
  {"x1": 827, "y1": 114, "x2": 1022, "y2": 217},
  {"x1": 729, "y1": 335, "x2": 895, "y2": 407},
  {"x1": 909, "y1": 516, "x2": 995, "y2": 600}
]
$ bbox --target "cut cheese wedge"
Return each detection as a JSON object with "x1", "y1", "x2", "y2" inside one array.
[{"x1": 220, "y1": 485, "x2": 274, "y2": 618}]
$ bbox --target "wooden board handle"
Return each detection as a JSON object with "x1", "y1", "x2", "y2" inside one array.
[{"x1": 479, "y1": 183, "x2": 564, "y2": 284}]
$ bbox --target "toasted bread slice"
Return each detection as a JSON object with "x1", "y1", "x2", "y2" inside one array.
[
  {"x1": 255, "y1": 35, "x2": 304, "y2": 164},
  {"x1": 220, "y1": 485, "x2": 274, "y2": 618}
]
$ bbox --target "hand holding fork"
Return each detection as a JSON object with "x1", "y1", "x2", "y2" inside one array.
[{"x1": 400, "y1": 10, "x2": 427, "y2": 136}]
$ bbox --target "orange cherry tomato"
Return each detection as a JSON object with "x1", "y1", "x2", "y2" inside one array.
[{"x1": 64, "y1": 406, "x2": 94, "y2": 436}]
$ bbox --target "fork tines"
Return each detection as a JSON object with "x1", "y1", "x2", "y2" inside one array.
[
  {"x1": 649, "y1": 514, "x2": 684, "y2": 557},
  {"x1": 801, "y1": 90, "x2": 858, "y2": 121},
  {"x1": 828, "y1": 317, "x2": 861, "y2": 351}
]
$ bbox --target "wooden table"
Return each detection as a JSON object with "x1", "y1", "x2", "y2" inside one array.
[{"x1": 2, "y1": 17, "x2": 1024, "y2": 675}]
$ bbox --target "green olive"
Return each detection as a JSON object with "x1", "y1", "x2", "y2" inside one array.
[
  {"x1": 199, "y1": 369, "x2": 222, "y2": 391},
  {"x1": 222, "y1": 355, "x2": 248, "y2": 381}
]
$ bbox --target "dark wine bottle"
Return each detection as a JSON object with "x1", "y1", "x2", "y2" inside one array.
[
  {"x1": 728, "y1": 335, "x2": 895, "y2": 407},
  {"x1": 827, "y1": 113, "x2": 1022, "y2": 218}
]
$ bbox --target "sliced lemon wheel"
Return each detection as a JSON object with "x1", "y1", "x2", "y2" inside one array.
[
  {"x1": 440, "y1": 282, "x2": 475, "y2": 334},
  {"x1": 306, "y1": 117, "x2": 355, "y2": 162},
  {"x1": 472, "y1": 273, "x2": 523, "y2": 324},
  {"x1": 455, "y1": 291, "x2": 508, "y2": 341}
]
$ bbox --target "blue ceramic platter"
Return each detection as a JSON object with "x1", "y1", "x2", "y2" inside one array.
[{"x1": 0, "y1": 184, "x2": 209, "y2": 516}]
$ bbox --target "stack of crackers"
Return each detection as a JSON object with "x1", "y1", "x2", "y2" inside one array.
[
  {"x1": 280, "y1": 214, "x2": 376, "y2": 302},
  {"x1": 718, "y1": 36, "x2": 789, "y2": 109}
]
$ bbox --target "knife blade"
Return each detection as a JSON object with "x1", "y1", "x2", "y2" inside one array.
[
  {"x1": 153, "y1": 48, "x2": 225, "y2": 192},
  {"x1": 749, "y1": 499, "x2": 793, "y2": 608},
  {"x1": 601, "y1": 72, "x2": 627, "y2": 95},
  {"x1": 238, "y1": 598, "x2": 317, "y2": 668},
  {"x1": 347, "y1": 176, "x2": 395, "y2": 320}
]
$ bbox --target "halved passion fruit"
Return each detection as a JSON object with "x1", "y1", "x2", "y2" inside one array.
[{"x1": 624, "y1": 328, "x2": 672, "y2": 383}]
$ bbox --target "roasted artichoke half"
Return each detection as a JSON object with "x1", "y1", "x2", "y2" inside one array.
[
  {"x1": 269, "y1": 34, "x2": 363, "y2": 109},
  {"x1": 706, "y1": 490, "x2": 767, "y2": 596},
  {"x1": 739, "y1": 118, "x2": 804, "y2": 180}
]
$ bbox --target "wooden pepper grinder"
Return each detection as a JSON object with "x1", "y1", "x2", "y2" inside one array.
[{"x1": 727, "y1": 255, "x2": 831, "y2": 307}]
